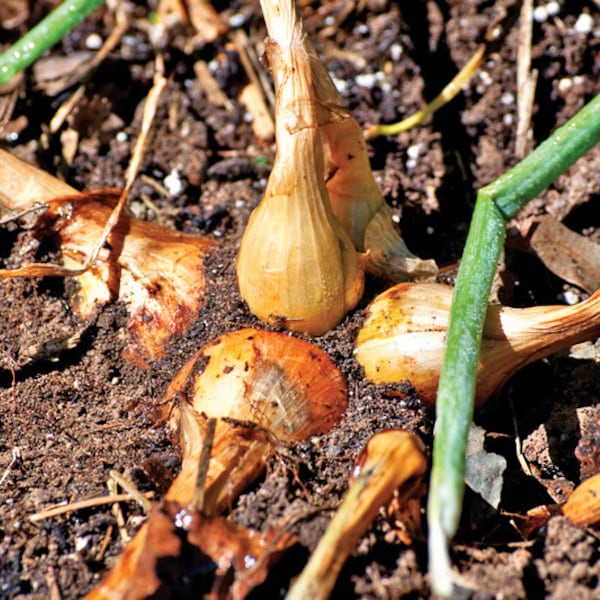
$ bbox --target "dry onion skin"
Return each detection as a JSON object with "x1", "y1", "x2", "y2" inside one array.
[
  {"x1": 0, "y1": 150, "x2": 217, "y2": 362},
  {"x1": 236, "y1": 0, "x2": 364, "y2": 336},
  {"x1": 41, "y1": 192, "x2": 217, "y2": 361},
  {"x1": 322, "y1": 116, "x2": 438, "y2": 281},
  {"x1": 356, "y1": 282, "x2": 600, "y2": 407},
  {"x1": 164, "y1": 328, "x2": 348, "y2": 513}
]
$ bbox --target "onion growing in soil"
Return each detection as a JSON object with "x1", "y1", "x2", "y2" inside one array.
[
  {"x1": 356, "y1": 282, "x2": 600, "y2": 407},
  {"x1": 164, "y1": 328, "x2": 348, "y2": 514},
  {"x1": 236, "y1": 0, "x2": 364, "y2": 336}
]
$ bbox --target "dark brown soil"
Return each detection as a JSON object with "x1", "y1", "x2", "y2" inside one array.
[{"x1": 1, "y1": 0, "x2": 600, "y2": 598}]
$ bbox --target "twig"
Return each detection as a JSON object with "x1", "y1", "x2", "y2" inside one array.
[
  {"x1": 109, "y1": 470, "x2": 152, "y2": 513},
  {"x1": 515, "y1": 0, "x2": 538, "y2": 158},
  {"x1": 95, "y1": 524, "x2": 114, "y2": 562},
  {"x1": 107, "y1": 478, "x2": 130, "y2": 544},
  {"x1": 0, "y1": 446, "x2": 21, "y2": 487},
  {"x1": 428, "y1": 92, "x2": 600, "y2": 595},
  {"x1": 29, "y1": 491, "x2": 155, "y2": 523}
]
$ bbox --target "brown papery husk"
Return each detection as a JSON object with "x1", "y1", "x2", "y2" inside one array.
[
  {"x1": 355, "y1": 282, "x2": 600, "y2": 407},
  {"x1": 236, "y1": 0, "x2": 363, "y2": 335},
  {"x1": 322, "y1": 117, "x2": 438, "y2": 281},
  {"x1": 37, "y1": 192, "x2": 216, "y2": 362},
  {"x1": 0, "y1": 149, "x2": 217, "y2": 363}
]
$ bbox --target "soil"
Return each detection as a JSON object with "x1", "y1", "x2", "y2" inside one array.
[{"x1": 1, "y1": 0, "x2": 600, "y2": 598}]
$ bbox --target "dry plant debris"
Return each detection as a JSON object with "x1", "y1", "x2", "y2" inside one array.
[
  {"x1": 85, "y1": 499, "x2": 295, "y2": 600},
  {"x1": 287, "y1": 429, "x2": 427, "y2": 600},
  {"x1": 0, "y1": 150, "x2": 217, "y2": 362}
]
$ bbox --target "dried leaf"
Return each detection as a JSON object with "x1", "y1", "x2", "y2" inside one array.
[
  {"x1": 508, "y1": 504, "x2": 561, "y2": 538},
  {"x1": 530, "y1": 215, "x2": 600, "y2": 293},
  {"x1": 0, "y1": 150, "x2": 218, "y2": 361}
]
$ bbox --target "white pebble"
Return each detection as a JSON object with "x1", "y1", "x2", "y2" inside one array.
[
  {"x1": 406, "y1": 142, "x2": 426, "y2": 160},
  {"x1": 478, "y1": 70, "x2": 493, "y2": 86},
  {"x1": 561, "y1": 289, "x2": 580, "y2": 305},
  {"x1": 116, "y1": 131, "x2": 128, "y2": 142},
  {"x1": 332, "y1": 76, "x2": 348, "y2": 94},
  {"x1": 390, "y1": 43, "x2": 403, "y2": 62},
  {"x1": 164, "y1": 168, "x2": 183, "y2": 197},
  {"x1": 558, "y1": 77, "x2": 572, "y2": 93},
  {"x1": 546, "y1": 1, "x2": 560, "y2": 17},
  {"x1": 503, "y1": 113, "x2": 514, "y2": 126},
  {"x1": 533, "y1": 6, "x2": 548, "y2": 23},
  {"x1": 75, "y1": 536, "x2": 90, "y2": 552},
  {"x1": 355, "y1": 73, "x2": 377, "y2": 89},
  {"x1": 228, "y1": 13, "x2": 245, "y2": 28},
  {"x1": 574, "y1": 13, "x2": 594, "y2": 34},
  {"x1": 500, "y1": 92, "x2": 515, "y2": 106},
  {"x1": 85, "y1": 33, "x2": 103, "y2": 50}
]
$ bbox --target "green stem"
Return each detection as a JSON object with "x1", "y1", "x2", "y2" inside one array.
[
  {"x1": 0, "y1": 0, "x2": 106, "y2": 87},
  {"x1": 428, "y1": 92, "x2": 600, "y2": 596}
]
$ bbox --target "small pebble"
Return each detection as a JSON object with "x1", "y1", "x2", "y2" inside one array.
[
  {"x1": 228, "y1": 13, "x2": 245, "y2": 28},
  {"x1": 574, "y1": 13, "x2": 594, "y2": 34},
  {"x1": 558, "y1": 77, "x2": 573, "y2": 93},
  {"x1": 75, "y1": 536, "x2": 90, "y2": 552},
  {"x1": 406, "y1": 142, "x2": 426, "y2": 160},
  {"x1": 390, "y1": 43, "x2": 403, "y2": 62},
  {"x1": 546, "y1": 1, "x2": 560, "y2": 17},
  {"x1": 560, "y1": 289, "x2": 580, "y2": 305},
  {"x1": 355, "y1": 73, "x2": 378, "y2": 89},
  {"x1": 85, "y1": 33, "x2": 103, "y2": 50},
  {"x1": 533, "y1": 6, "x2": 548, "y2": 23},
  {"x1": 332, "y1": 76, "x2": 348, "y2": 94},
  {"x1": 478, "y1": 70, "x2": 493, "y2": 86},
  {"x1": 164, "y1": 169, "x2": 183, "y2": 197}
]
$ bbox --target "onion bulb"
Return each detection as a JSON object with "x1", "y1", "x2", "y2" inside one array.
[
  {"x1": 236, "y1": 0, "x2": 364, "y2": 336},
  {"x1": 356, "y1": 282, "x2": 600, "y2": 407}
]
